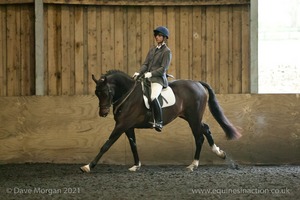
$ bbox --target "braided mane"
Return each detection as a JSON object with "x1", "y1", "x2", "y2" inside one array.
[{"x1": 104, "y1": 70, "x2": 130, "y2": 78}]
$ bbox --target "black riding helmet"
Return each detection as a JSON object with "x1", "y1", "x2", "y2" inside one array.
[{"x1": 153, "y1": 26, "x2": 169, "y2": 39}]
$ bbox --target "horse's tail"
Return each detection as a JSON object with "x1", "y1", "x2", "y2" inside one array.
[{"x1": 199, "y1": 81, "x2": 242, "y2": 140}]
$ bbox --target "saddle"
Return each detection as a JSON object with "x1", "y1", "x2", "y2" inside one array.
[{"x1": 141, "y1": 79, "x2": 176, "y2": 109}]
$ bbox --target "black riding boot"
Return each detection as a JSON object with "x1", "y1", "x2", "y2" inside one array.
[{"x1": 151, "y1": 98, "x2": 163, "y2": 132}]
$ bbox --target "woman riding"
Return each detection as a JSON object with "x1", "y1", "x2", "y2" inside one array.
[{"x1": 133, "y1": 26, "x2": 172, "y2": 132}]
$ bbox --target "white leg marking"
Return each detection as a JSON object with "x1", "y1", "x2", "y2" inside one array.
[
  {"x1": 128, "y1": 162, "x2": 141, "y2": 172},
  {"x1": 212, "y1": 144, "x2": 226, "y2": 159},
  {"x1": 80, "y1": 164, "x2": 90, "y2": 173},
  {"x1": 186, "y1": 160, "x2": 199, "y2": 172}
]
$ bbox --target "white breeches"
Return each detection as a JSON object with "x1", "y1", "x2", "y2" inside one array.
[{"x1": 150, "y1": 82, "x2": 163, "y2": 101}]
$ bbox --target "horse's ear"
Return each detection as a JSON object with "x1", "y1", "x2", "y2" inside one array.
[{"x1": 92, "y1": 74, "x2": 97, "y2": 84}]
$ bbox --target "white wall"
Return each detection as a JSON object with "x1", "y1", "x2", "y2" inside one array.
[{"x1": 258, "y1": 0, "x2": 300, "y2": 93}]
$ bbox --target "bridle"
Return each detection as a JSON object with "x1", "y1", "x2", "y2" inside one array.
[
  {"x1": 96, "y1": 80, "x2": 139, "y2": 115},
  {"x1": 96, "y1": 84, "x2": 114, "y2": 111}
]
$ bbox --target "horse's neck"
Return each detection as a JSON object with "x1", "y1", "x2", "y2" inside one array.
[{"x1": 113, "y1": 76, "x2": 135, "y2": 99}]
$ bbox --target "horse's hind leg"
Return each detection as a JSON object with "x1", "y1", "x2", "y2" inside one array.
[
  {"x1": 125, "y1": 128, "x2": 141, "y2": 172},
  {"x1": 202, "y1": 123, "x2": 226, "y2": 159},
  {"x1": 186, "y1": 120, "x2": 205, "y2": 171}
]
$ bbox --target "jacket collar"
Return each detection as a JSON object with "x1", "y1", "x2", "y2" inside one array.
[{"x1": 156, "y1": 42, "x2": 166, "y2": 49}]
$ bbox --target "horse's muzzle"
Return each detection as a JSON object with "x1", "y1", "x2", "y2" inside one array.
[{"x1": 99, "y1": 108, "x2": 109, "y2": 117}]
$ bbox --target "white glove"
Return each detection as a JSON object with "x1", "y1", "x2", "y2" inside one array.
[
  {"x1": 132, "y1": 72, "x2": 140, "y2": 80},
  {"x1": 144, "y1": 72, "x2": 152, "y2": 78}
]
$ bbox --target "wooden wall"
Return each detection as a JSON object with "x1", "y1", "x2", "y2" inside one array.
[
  {"x1": 0, "y1": 2, "x2": 35, "y2": 96},
  {"x1": 0, "y1": 94, "x2": 299, "y2": 165},
  {"x1": 0, "y1": 0, "x2": 250, "y2": 96}
]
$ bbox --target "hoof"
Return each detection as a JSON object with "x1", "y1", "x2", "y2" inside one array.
[
  {"x1": 212, "y1": 144, "x2": 226, "y2": 159},
  {"x1": 186, "y1": 160, "x2": 199, "y2": 172},
  {"x1": 80, "y1": 164, "x2": 90, "y2": 173},
  {"x1": 186, "y1": 166, "x2": 195, "y2": 172},
  {"x1": 128, "y1": 162, "x2": 141, "y2": 172},
  {"x1": 219, "y1": 150, "x2": 227, "y2": 159}
]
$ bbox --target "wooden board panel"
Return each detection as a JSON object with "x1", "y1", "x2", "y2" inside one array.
[
  {"x1": 141, "y1": 6, "x2": 151, "y2": 64},
  {"x1": 191, "y1": 7, "x2": 202, "y2": 81},
  {"x1": 27, "y1": 5, "x2": 35, "y2": 95},
  {"x1": 166, "y1": 7, "x2": 176, "y2": 77},
  {"x1": 241, "y1": 5, "x2": 250, "y2": 93},
  {"x1": 74, "y1": 6, "x2": 84, "y2": 94},
  {"x1": 114, "y1": 6, "x2": 124, "y2": 71},
  {"x1": 43, "y1": 0, "x2": 250, "y2": 6},
  {"x1": 213, "y1": 6, "x2": 220, "y2": 92},
  {"x1": 82, "y1": 6, "x2": 88, "y2": 94},
  {"x1": 205, "y1": 6, "x2": 215, "y2": 87},
  {"x1": 0, "y1": 0, "x2": 33, "y2": 4},
  {"x1": 174, "y1": 7, "x2": 180, "y2": 78},
  {"x1": 87, "y1": 6, "x2": 97, "y2": 94},
  {"x1": 55, "y1": 6, "x2": 62, "y2": 95},
  {"x1": 0, "y1": 94, "x2": 299, "y2": 165},
  {"x1": 219, "y1": 6, "x2": 230, "y2": 93},
  {"x1": 46, "y1": 5, "x2": 58, "y2": 95},
  {"x1": 20, "y1": 7, "x2": 29, "y2": 95},
  {"x1": 188, "y1": 9, "x2": 193, "y2": 79},
  {"x1": 153, "y1": 6, "x2": 163, "y2": 28},
  {"x1": 61, "y1": 5, "x2": 71, "y2": 95},
  {"x1": 179, "y1": 7, "x2": 189, "y2": 79},
  {"x1": 95, "y1": 6, "x2": 102, "y2": 78},
  {"x1": 227, "y1": 6, "x2": 234, "y2": 93},
  {"x1": 0, "y1": 6, "x2": 7, "y2": 96},
  {"x1": 135, "y1": 7, "x2": 142, "y2": 75},
  {"x1": 69, "y1": 6, "x2": 75, "y2": 95},
  {"x1": 43, "y1": 5, "x2": 49, "y2": 94},
  {"x1": 200, "y1": 7, "x2": 207, "y2": 82},
  {"x1": 20, "y1": 5, "x2": 31, "y2": 95},
  {"x1": 6, "y1": 5, "x2": 21, "y2": 96},
  {"x1": 122, "y1": 7, "x2": 128, "y2": 74},
  {"x1": 232, "y1": 6, "x2": 242, "y2": 93},
  {"x1": 126, "y1": 7, "x2": 138, "y2": 76}
]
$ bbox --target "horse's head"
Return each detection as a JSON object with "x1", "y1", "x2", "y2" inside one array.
[{"x1": 92, "y1": 74, "x2": 113, "y2": 117}]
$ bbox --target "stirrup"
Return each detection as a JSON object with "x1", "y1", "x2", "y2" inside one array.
[
  {"x1": 155, "y1": 124, "x2": 162, "y2": 132},
  {"x1": 149, "y1": 121, "x2": 163, "y2": 132}
]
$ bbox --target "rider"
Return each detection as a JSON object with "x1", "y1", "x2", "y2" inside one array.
[{"x1": 133, "y1": 26, "x2": 172, "y2": 132}]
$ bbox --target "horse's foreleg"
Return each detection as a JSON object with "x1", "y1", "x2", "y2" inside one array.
[
  {"x1": 202, "y1": 123, "x2": 226, "y2": 159},
  {"x1": 80, "y1": 131, "x2": 123, "y2": 173},
  {"x1": 125, "y1": 129, "x2": 141, "y2": 172}
]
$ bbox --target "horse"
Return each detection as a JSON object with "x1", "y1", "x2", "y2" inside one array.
[{"x1": 80, "y1": 70, "x2": 241, "y2": 172}]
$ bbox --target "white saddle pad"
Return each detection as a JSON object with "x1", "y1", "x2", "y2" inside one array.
[{"x1": 143, "y1": 86, "x2": 176, "y2": 109}]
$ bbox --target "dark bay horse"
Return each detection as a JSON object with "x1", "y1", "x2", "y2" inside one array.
[{"x1": 80, "y1": 70, "x2": 241, "y2": 172}]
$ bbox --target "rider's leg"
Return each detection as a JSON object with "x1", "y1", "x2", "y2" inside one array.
[{"x1": 150, "y1": 82, "x2": 163, "y2": 132}]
